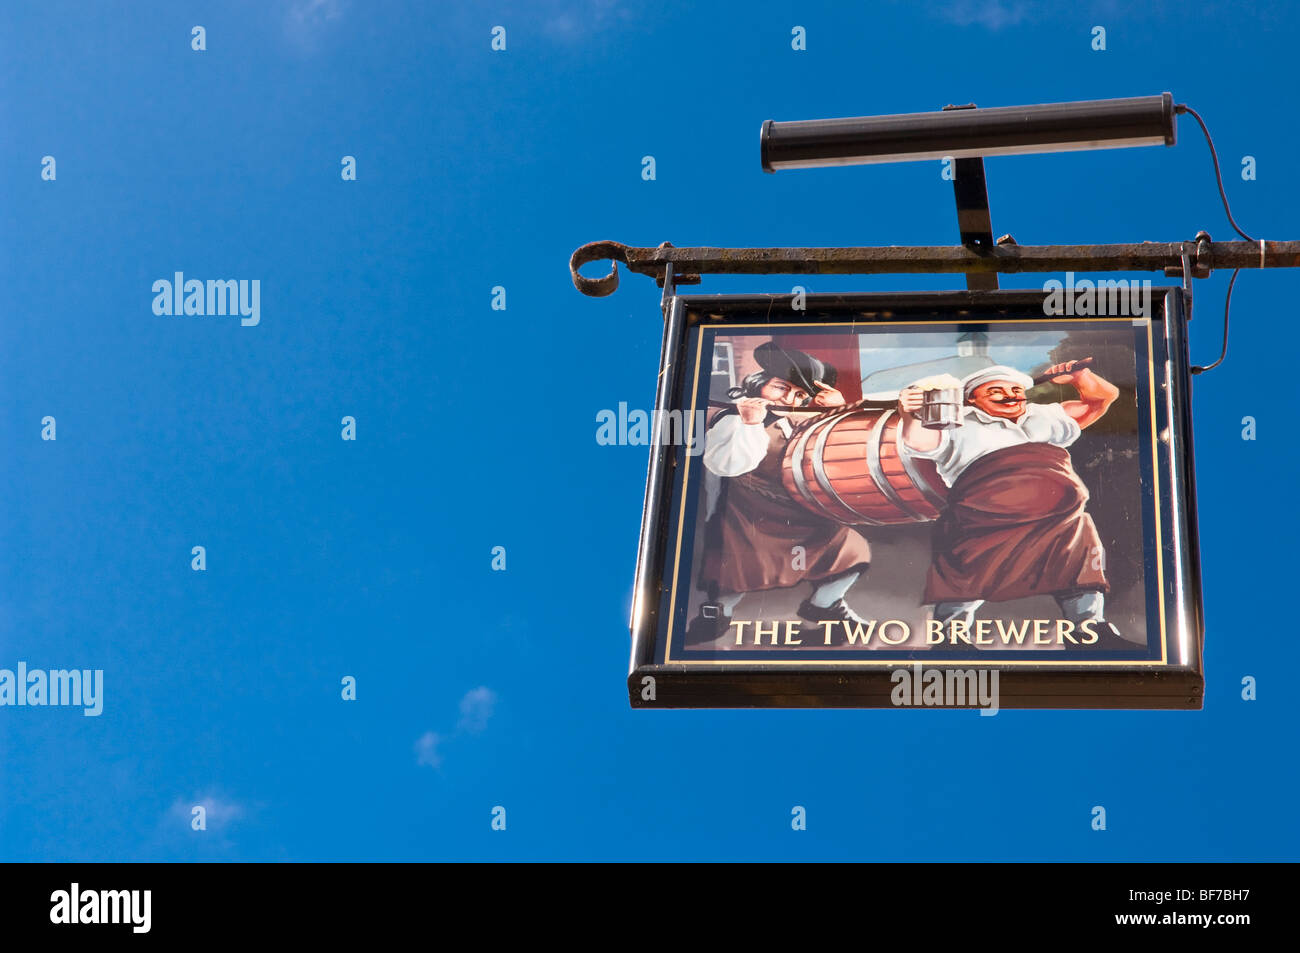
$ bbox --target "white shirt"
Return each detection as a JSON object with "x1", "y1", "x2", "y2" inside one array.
[
  {"x1": 702, "y1": 412, "x2": 794, "y2": 477},
  {"x1": 908, "y1": 402, "x2": 1081, "y2": 488}
]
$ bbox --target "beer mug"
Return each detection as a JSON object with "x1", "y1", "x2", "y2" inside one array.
[{"x1": 920, "y1": 387, "x2": 962, "y2": 430}]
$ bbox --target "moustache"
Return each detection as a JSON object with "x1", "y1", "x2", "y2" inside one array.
[{"x1": 991, "y1": 397, "x2": 1025, "y2": 406}]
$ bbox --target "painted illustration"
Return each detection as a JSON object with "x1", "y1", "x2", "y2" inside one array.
[
  {"x1": 668, "y1": 320, "x2": 1159, "y2": 662},
  {"x1": 897, "y1": 360, "x2": 1129, "y2": 650},
  {"x1": 690, "y1": 342, "x2": 870, "y2": 642}
]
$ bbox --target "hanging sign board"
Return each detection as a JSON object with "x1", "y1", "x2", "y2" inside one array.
[{"x1": 629, "y1": 289, "x2": 1203, "y2": 709}]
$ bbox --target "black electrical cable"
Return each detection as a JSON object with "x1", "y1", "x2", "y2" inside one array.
[
  {"x1": 1177, "y1": 103, "x2": 1255, "y2": 375},
  {"x1": 1191, "y1": 267, "x2": 1237, "y2": 375},
  {"x1": 1176, "y1": 104, "x2": 1255, "y2": 243}
]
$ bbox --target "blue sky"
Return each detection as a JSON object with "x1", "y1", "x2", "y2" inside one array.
[{"x1": 0, "y1": 0, "x2": 1296, "y2": 860}]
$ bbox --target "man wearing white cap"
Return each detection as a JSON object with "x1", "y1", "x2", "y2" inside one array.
[{"x1": 896, "y1": 360, "x2": 1125, "y2": 643}]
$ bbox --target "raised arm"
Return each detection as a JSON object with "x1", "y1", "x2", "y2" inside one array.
[{"x1": 1048, "y1": 361, "x2": 1119, "y2": 429}]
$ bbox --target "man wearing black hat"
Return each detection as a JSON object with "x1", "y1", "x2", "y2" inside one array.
[{"x1": 688, "y1": 341, "x2": 873, "y2": 642}]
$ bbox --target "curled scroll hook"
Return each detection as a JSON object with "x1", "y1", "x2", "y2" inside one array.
[{"x1": 570, "y1": 240, "x2": 630, "y2": 297}]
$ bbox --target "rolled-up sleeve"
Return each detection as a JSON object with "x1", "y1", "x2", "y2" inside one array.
[
  {"x1": 905, "y1": 427, "x2": 953, "y2": 462},
  {"x1": 1041, "y1": 403, "x2": 1083, "y2": 448},
  {"x1": 703, "y1": 414, "x2": 769, "y2": 477}
]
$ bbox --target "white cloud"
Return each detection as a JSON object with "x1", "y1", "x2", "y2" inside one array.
[
  {"x1": 415, "y1": 687, "x2": 498, "y2": 770},
  {"x1": 926, "y1": 0, "x2": 1034, "y2": 30},
  {"x1": 541, "y1": 0, "x2": 637, "y2": 42},
  {"x1": 414, "y1": 731, "x2": 442, "y2": 768},
  {"x1": 457, "y1": 686, "x2": 497, "y2": 734},
  {"x1": 283, "y1": 0, "x2": 346, "y2": 48}
]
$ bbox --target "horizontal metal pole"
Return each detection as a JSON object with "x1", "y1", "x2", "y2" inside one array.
[{"x1": 570, "y1": 239, "x2": 1300, "y2": 296}]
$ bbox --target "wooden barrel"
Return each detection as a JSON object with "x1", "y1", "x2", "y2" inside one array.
[{"x1": 781, "y1": 405, "x2": 949, "y2": 525}]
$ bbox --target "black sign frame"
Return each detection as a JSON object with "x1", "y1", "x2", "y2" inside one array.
[{"x1": 628, "y1": 288, "x2": 1204, "y2": 709}]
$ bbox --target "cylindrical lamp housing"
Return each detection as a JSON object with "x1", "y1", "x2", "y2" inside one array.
[{"x1": 761, "y1": 93, "x2": 1176, "y2": 171}]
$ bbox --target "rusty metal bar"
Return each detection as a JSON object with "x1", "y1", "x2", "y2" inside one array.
[{"x1": 570, "y1": 238, "x2": 1300, "y2": 297}]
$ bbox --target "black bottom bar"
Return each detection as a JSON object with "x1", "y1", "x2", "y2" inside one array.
[{"x1": 1, "y1": 862, "x2": 1283, "y2": 939}]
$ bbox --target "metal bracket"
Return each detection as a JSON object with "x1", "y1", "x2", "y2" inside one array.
[
  {"x1": 651, "y1": 243, "x2": 700, "y2": 290},
  {"x1": 1178, "y1": 250, "x2": 1195, "y2": 319},
  {"x1": 1159, "y1": 230, "x2": 1214, "y2": 319},
  {"x1": 944, "y1": 105, "x2": 998, "y2": 292},
  {"x1": 1164, "y1": 231, "x2": 1213, "y2": 281},
  {"x1": 659, "y1": 264, "x2": 676, "y2": 318},
  {"x1": 954, "y1": 157, "x2": 998, "y2": 291}
]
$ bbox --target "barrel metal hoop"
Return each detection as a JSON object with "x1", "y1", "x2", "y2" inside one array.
[
  {"x1": 867, "y1": 411, "x2": 926, "y2": 522},
  {"x1": 788, "y1": 416, "x2": 849, "y2": 523},
  {"x1": 811, "y1": 413, "x2": 885, "y2": 526},
  {"x1": 895, "y1": 425, "x2": 947, "y2": 513}
]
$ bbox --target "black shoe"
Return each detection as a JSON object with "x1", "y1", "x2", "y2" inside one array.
[
  {"x1": 1087, "y1": 621, "x2": 1138, "y2": 651},
  {"x1": 686, "y1": 603, "x2": 730, "y2": 643},
  {"x1": 797, "y1": 597, "x2": 867, "y2": 626}
]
